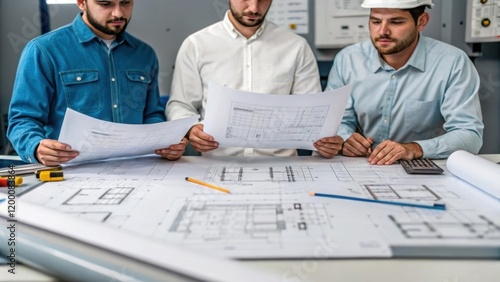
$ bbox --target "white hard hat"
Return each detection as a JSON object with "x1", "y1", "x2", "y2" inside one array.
[{"x1": 361, "y1": 0, "x2": 434, "y2": 9}]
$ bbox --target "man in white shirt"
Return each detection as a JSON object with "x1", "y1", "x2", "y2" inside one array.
[{"x1": 166, "y1": 0, "x2": 343, "y2": 158}]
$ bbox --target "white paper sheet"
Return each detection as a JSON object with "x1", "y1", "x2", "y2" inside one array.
[
  {"x1": 0, "y1": 199, "x2": 279, "y2": 281},
  {"x1": 20, "y1": 156, "x2": 392, "y2": 259},
  {"x1": 203, "y1": 82, "x2": 351, "y2": 150},
  {"x1": 14, "y1": 156, "x2": 500, "y2": 259},
  {"x1": 447, "y1": 150, "x2": 500, "y2": 200},
  {"x1": 58, "y1": 109, "x2": 198, "y2": 164}
]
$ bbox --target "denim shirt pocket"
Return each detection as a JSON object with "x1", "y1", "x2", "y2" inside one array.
[
  {"x1": 126, "y1": 70, "x2": 151, "y2": 112},
  {"x1": 60, "y1": 70, "x2": 102, "y2": 114}
]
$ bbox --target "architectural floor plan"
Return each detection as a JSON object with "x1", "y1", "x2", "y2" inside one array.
[
  {"x1": 19, "y1": 156, "x2": 500, "y2": 259},
  {"x1": 227, "y1": 103, "x2": 329, "y2": 142}
]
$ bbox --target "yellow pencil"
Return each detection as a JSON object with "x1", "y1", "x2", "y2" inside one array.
[{"x1": 185, "y1": 177, "x2": 231, "y2": 194}]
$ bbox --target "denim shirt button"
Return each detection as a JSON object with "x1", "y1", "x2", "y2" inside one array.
[
  {"x1": 76, "y1": 76, "x2": 82, "y2": 81},
  {"x1": 113, "y1": 104, "x2": 118, "y2": 109},
  {"x1": 140, "y1": 76, "x2": 145, "y2": 81},
  {"x1": 111, "y1": 78, "x2": 116, "y2": 82}
]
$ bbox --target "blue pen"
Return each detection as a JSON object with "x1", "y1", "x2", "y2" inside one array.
[{"x1": 309, "y1": 192, "x2": 446, "y2": 210}]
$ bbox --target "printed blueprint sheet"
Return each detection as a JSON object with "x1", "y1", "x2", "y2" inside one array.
[
  {"x1": 20, "y1": 156, "x2": 500, "y2": 259},
  {"x1": 203, "y1": 82, "x2": 350, "y2": 150},
  {"x1": 58, "y1": 109, "x2": 198, "y2": 164}
]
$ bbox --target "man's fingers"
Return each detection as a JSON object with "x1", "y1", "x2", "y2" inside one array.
[
  {"x1": 190, "y1": 135, "x2": 218, "y2": 153},
  {"x1": 40, "y1": 139, "x2": 72, "y2": 151},
  {"x1": 192, "y1": 142, "x2": 218, "y2": 152},
  {"x1": 38, "y1": 154, "x2": 77, "y2": 166},
  {"x1": 369, "y1": 141, "x2": 406, "y2": 165},
  {"x1": 157, "y1": 150, "x2": 183, "y2": 161},
  {"x1": 315, "y1": 142, "x2": 341, "y2": 159},
  {"x1": 36, "y1": 139, "x2": 79, "y2": 165},
  {"x1": 343, "y1": 141, "x2": 367, "y2": 156}
]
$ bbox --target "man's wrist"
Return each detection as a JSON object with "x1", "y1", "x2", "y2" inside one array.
[
  {"x1": 185, "y1": 125, "x2": 196, "y2": 140},
  {"x1": 405, "y1": 142, "x2": 423, "y2": 159}
]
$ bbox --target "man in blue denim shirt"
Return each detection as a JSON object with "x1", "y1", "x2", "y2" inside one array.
[
  {"x1": 327, "y1": 0, "x2": 483, "y2": 165},
  {"x1": 7, "y1": 0, "x2": 187, "y2": 165}
]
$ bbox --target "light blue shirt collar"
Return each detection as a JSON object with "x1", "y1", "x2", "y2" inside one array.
[{"x1": 370, "y1": 34, "x2": 427, "y2": 73}]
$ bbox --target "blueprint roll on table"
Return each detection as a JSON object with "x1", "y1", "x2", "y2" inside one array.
[{"x1": 447, "y1": 150, "x2": 500, "y2": 201}]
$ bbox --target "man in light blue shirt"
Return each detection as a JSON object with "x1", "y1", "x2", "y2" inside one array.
[
  {"x1": 8, "y1": 0, "x2": 187, "y2": 165},
  {"x1": 327, "y1": 0, "x2": 483, "y2": 165}
]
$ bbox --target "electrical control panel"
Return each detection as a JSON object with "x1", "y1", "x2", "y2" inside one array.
[
  {"x1": 315, "y1": 0, "x2": 370, "y2": 48},
  {"x1": 466, "y1": 0, "x2": 500, "y2": 42}
]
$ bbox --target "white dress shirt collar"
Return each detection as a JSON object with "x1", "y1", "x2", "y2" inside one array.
[{"x1": 222, "y1": 10, "x2": 266, "y2": 40}]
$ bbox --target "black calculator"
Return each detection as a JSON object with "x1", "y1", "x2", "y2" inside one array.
[{"x1": 400, "y1": 158, "x2": 444, "y2": 174}]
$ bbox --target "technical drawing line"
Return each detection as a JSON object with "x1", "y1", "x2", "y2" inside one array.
[{"x1": 309, "y1": 192, "x2": 446, "y2": 210}]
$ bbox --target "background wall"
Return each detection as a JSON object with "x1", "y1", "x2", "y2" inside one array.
[{"x1": 1, "y1": 0, "x2": 499, "y2": 154}]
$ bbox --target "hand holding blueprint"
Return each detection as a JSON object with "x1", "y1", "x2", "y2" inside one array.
[
  {"x1": 58, "y1": 109, "x2": 199, "y2": 164},
  {"x1": 203, "y1": 82, "x2": 351, "y2": 150}
]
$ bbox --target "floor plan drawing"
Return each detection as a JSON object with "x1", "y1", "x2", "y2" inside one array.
[
  {"x1": 149, "y1": 197, "x2": 392, "y2": 258},
  {"x1": 63, "y1": 156, "x2": 175, "y2": 180},
  {"x1": 17, "y1": 156, "x2": 500, "y2": 259},
  {"x1": 227, "y1": 103, "x2": 329, "y2": 142},
  {"x1": 364, "y1": 184, "x2": 443, "y2": 201},
  {"x1": 200, "y1": 160, "x2": 412, "y2": 185},
  {"x1": 372, "y1": 207, "x2": 500, "y2": 257},
  {"x1": 64, "y1": 187, "x2": 135, "y2": 205},
  {"x1": 205, "y1": 165, "x2": 321, "y2": 183},
  {"x1": 388, "y1": 213, "x2": 500, "y2": 240}
]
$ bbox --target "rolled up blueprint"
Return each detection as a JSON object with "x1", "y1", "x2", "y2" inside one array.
[{"x1": 447, "y1": 150, "x2": 500, "y2": 200}]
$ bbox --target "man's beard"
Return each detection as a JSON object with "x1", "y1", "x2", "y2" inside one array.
[
  {"x1": 373, "y1": 28, "x2": 418, "y2": 55},
  {"x1": 229, "y1": 4, "x2": 267, "y2": 27},
  {"x1": 86, "y1": 8, "x2": 129, "y2": 37}
]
